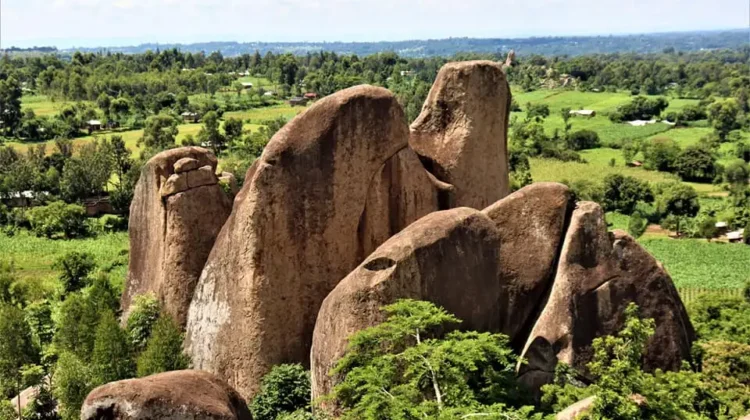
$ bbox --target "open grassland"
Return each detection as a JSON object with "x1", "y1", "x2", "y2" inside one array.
[
  {"x1": 224, "y1": 104, "x2": 309, "y2": 123},
  {"x1": 0, "y1": 231, "x2": 129, "y2": 298},
  {"x1": 21, "y1": 94, "x2": 82, "y2": 116},
  {"x1": 640, "y1": 237, "x2": 750, "y2": 289},
  {"x1": 530, "y1": 154, "x2": 679, "y2": 185}
]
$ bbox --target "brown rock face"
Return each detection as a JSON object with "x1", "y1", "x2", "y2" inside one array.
[
  {"x1": 123, "y1": 147, "x2": 232, "y2": 327},
  {"x1": 482, "y1": 182, "x2": 573, "y2": 349},
  {"x1": 80, "y1": 370, "x2": 252, "y2": 420},
  {"x1": 518, "y1": 202, "x2": 695, "y2": 391},
  {"x1": 410, "y1": 60, "x2": 512, "y2": 209},
  {"x1": 311, "y1": 208, "x2": 504, "y2": 402},
  {"x1": 185, "y1": 85, "x2": 438, "y2": 399}
]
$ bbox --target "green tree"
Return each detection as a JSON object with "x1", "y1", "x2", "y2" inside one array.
[
  {"x1": 708, "y1": 99, "x2": 741, "y2": 141},
  {"x1": 724, "y1": 159, "x2": 749, "y2": 190},
  {"x1": 674, "y1": 144, "x2": 719, "y2": 182},
  {"x1": 656, "y1": 182, "x2": 700, "y2": 219},
  {"x1": 22, "y1": 382, "x2": 59, "y2": 420},
  {"x1": 53, "y1": 252, "x2": 95, "y2": 295},
  {"x1": 642, "y1": 137, "x2": 680, "y2": 172},
  {"x1": 696, "y1": 215, "x2": 718, "y2": 241},
  {"x1": 53, "y1": 294, "x2": 101, "y2": 361},
  {"x1": 250, "y1": 364, "x2": 311, "y2": 420},
  {"x1": 96, "y1": 93, "x2": 112, "y2": 121},
  {"x1": 52, "y1": 352, "x2": 94, "y2": 420},
  {"x1": 0, "y1": 76, "x2": 23, "y2": 135},
  {"x1": 197, "y1": 111, "x2": 226, "y2": 155},
  {"x1": 0, "y1": 305, "x2": 38, "y2": 413},
  {"x1": 126, "y1": 293, "x2": 161, "y2": 352},
  {"x1": 601, "y1": 174, "x2": 654, "y2": 215},
  {"x1": 136, "y1": 315, "x2": 189, "y2": 377},
  {"x1": 138, "y1": 114, "x2": 178, "y2": 151},
  {"x1": 91, "y1": 311, "x2": 135, "y2": 385},
  {"x1": 223, "y1": 117, "x2": 244, "y2": 146},
  {"x1": 330, "y1": 300, "x2": 535, "y2": 419},
  {"x1": 566, "y1": 129, "x2": 600, "y2": 151},
  {"x1": 560, "y1": 107, "x2": 572, "y2": 138},
  {"x1": 60, "y1": 140, "x2": 114, "y2": 202}
]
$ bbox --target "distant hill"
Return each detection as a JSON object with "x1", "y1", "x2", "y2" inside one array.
[{"x1": 49, "y1": 30, "x2": 749, "y2": 58}]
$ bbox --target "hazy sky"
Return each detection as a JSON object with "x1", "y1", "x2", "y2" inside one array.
[{"x1": 1, "y1": 0, "x2": 748, "y2": 48}]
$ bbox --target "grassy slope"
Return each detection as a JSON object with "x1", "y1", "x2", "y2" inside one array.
[{"x1": 0, "y1": 231, "x2": 129, "y2": 298}]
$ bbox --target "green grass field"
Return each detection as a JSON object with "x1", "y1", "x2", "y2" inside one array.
[
  {"x1": 21, "y1": 94, "x2": 81, "y2": 117},
  {"x1": 640, "y1": 237, "x2": 750, "y2": 289},
  {"x1": 0, "y1": 231, "x2": 129, "y2": 298}
]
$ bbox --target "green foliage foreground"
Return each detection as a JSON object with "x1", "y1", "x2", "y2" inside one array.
[{"x1": 329, "y1": 300, "x2": 539, "y2": 420}]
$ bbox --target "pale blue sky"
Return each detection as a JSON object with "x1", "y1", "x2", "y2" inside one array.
[{"x1": 1, "y1": 0, "x2": 748, "y2": 48}]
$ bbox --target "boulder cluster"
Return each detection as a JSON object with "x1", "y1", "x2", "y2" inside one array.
[{"x1": 94, "y1": 59, "x2": 694, "y2": 419}]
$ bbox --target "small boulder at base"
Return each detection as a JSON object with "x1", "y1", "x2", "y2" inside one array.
[
  {"x1": 123, "y1": 147, "x2": 232, "y2": 327},
  {"x1": 311, "y1": 208, "x2": 503, "y2": 403},
  {"x1": 80, "y1": 370, "x2": 252, "y2": 420},
  {"x1": 185, "y1": 85, "x2": 437, "y2": 400},
  {"x1": 410, "y1": 60, "x2": 512, "y2": 209},
  {"x1": 518, "y1": 202, "x2": 695, "y2": 392}
]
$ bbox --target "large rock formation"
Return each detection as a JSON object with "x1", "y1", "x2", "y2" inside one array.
[
  {"x1": 482, "y1": 182, "x2": 572, "y2": 349},
  {"x1": 185, "y1": 85, "x2": 439, "y2": 399},
  {"x1": 123, "y1": 147, "x2": 232, "y2": 327},
  {"x1": 311, "y1": 191, "x2": 694, "y2": 400},
  {"x1": 80, "y1": 370, "x2": 252, "y2": 420},
  {"x1": 311, "y1": 207, "x2": 504, "y2": 400},
  {"x1": 518, "y1": 202, "x2": 695, "y2": 391},
  {"x1": 410, "y1": 60, "x2": 512, "y2": 209}
]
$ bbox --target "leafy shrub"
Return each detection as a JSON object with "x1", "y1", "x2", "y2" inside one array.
[
  {"x1": 609, "y1": 96, "x2": 669, "y2": 122},
  {"x1": 542, "y1": 304, "x2": 722, "y2": 419},
  {"x1": 250, "y1": 364, "x2": 311, "y2": 420},
  {"x1": 53, "y1": 293, "x2": 102, "y2": 361},
  {"x1": 627, "y1": 212, "x2": 648, "y2": 238},
  {"x1": 688, "y1": 295, "x2": 750, "y2": 345},
  {"x1": 25, "y1": 300, "x2": 54, "y2": 348},
  {"x1": 26, "y1": 202, "x2": 88, "y2": 239},
  {"x1": 655, "y1": 182, "x2": 700, "y2": 219},
  {"x1": 53, "y1": 251, "x2": 96, "y2": 295},
  {"x1": 566, "y1": 129, "x2": 600, "y2": 151},
  {"x1": 136, "y1": 315, "x2": 189, "y2": 377},
  {"x1": 697, "y1": 341, "x2": 750, "y2": 417},
  {"x1": 126, "y1": 293, "x2": 161, "y2": 351}
]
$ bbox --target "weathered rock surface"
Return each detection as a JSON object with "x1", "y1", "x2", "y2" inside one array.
[
  {"x1": 185, "y1": 85, "x2": 438, "y2": 399},
  {"x1": 311, "y1": 207, "x2": 504, "y2": 401},
  {"x1": 123, "y1": 147, "x2": 232, "y2": 327},
  {"x1": 80, "y1": 370, "x2": 252, "y2": 420},
  {"x1": 518, "y1": 202, "x2": 695, "y2": 391},
  {"x1": 410, "y1": 60, "x2": 512, "y2": 209},
  {"x1": 482, "y1": 182, "x2": 572, "y2": 349},
  {"x1": 174, "y1": 157, "x2": 200, "y2": 173}
]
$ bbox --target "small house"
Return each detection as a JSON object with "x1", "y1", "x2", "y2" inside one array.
[
  {"x1": 263, "y1": 91, "x2": 276, "y2": 97},
  {"x1": 400, "y1": 70, "x2": 414, "y2": 77},
  {"x1": 181, "y1": 112, "x2": 199, "y2": 123},
  {"x1": 727, "y1": 229, "x2": 745, "y2": 243},
  {"x1": 241, "y1": 82, "x2": 254, "y2": 89},
  {"x1": 289, "y1": 97, "x2": 308, "y2": 107},
  {"x1": 304, "y1": 92, "x2": 318, "y2": 100},
  {"x1": 627, "y1": 160, "x2": 643, "y2": 168},
  {"x1": 86, "y1": 120, "x2": 102, "y2": 133},
  {"x1": 627, "y1": 120, "x2": 657, "y2": 127},
  {"x1": 569, "y1": 110, "x2": 596, "y2": 118}
]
